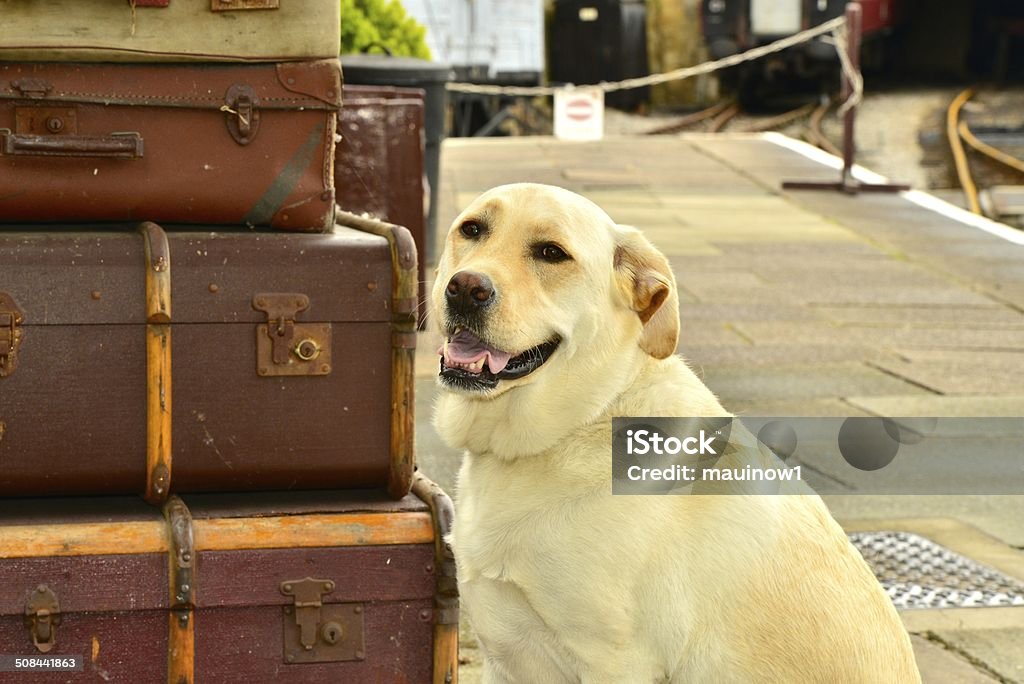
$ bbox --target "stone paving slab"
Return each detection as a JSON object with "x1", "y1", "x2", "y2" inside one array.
[
  {"x1": 930, "y1": 630, "x2": 1024, "y2": 683},
  {"x1": 825, "y1": 496, "x2": 1024, "y2": 549},
  {"x1": 911, "y1": 635, "x2": 1001, "y2": 683},
  {"x1": 696, "y1": 240, "x2": 892, "y2": 257},
  {"x1": 723, "y1": 397, "x2": 870, "y2": 417},
  {"x1": 669, "y1": 323, "x2": 752, "y2": 346},
  {"x1": 730, "y1": 321, "x2": 1024, "y2": 350},
  {"x1": 775, "y1": 285, "x2": 1003, "y2": 307},
  {"x1": 679, "y1": 302, "x2": 828, "y2": 321},
  {"x1": 751, "y1": 264, "x2": 957, "y2": 288},
  {"x1": 872, "y1": 351, "x2": 1024, "y2": 395},
  {"x1": 681, "y1": 343, "x2": 891, "y2": 367},
  {"x1": 845, "y1": 394, "x2": 1024, "y2": 418},
  {"x1": 813, "y1": 305, "x2": 1024, "y2": 327},
  {"x1": 697, "y1": 362, "x2": 929, "y2": 402}
]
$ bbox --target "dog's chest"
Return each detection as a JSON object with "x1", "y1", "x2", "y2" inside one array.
[{"x1": 454, "y1": 486, "x2": 531, "y2": 581}]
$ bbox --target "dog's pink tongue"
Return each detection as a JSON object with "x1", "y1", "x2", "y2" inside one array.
[{"x1": 442, "y1": 329, "x2": 512, "y2": 374}]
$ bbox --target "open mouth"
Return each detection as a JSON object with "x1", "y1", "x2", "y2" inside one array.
[{"x1": 438, "y1": 327, "x2": 560, "y2": 391}]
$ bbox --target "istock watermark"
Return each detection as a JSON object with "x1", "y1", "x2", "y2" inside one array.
[
  {"x1": 612, "y1": 417, "x2": 1024, "y2": 495},
  {"x1": 624, "y1": 428, "x2": 718, "y2": 456}
]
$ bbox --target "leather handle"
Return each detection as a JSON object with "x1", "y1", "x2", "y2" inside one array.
[{"x1": 1, "y1": 132, "x2": 143, "y2": 159}]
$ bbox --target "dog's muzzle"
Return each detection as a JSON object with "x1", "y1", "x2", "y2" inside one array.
[
  {"x1": 438, "y1": 327, "x2": 560, "y2": 391},
  {"x1": 438, "y1": 270, "x2": 559, "y2": 391}
]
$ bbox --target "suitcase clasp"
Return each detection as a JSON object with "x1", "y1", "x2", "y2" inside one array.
[
  {"x1": 24, "y1": 585, "x2": 61, "y2": 653},
  {"x1": 280, "y1": 578, "x2": 365, "y2": 664},
  {"x1": 253, "y1": 293, "x2": 332, "y2": 377},
  {"x1": 223, "y1": 85, "x2": 261, "y2": 145},
  {"x1": 10, "y1": 78, "x2": 52, "y2": 99},
  {"x1": 0, "y1": 293, "x2": 25, "y2": 379}
]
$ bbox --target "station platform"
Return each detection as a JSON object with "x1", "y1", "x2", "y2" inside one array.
[{"x1": 416, "y1": 133, "x2": 1024, "y2": 682}]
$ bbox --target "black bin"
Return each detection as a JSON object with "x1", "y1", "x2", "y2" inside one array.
[
  {"x1": 550, "y1": 0, "x2": 649, "y2": 110},
  {"x1": 340, "y1": 55, "x2": 453, "y2": 261}
]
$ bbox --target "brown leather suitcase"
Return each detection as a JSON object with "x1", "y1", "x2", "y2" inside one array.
[
  {"x1": 0, "y1": 473, "x2": 458, "y2": 684},
  {"x1": 0, "y1": 212, "x2": 418, "y2": 500},
  {"x1": 0, "y1": 60, "x2": 341, "y2": 231},
  {"x1": 336, "y1": 85, "x2": 429, "y2": 324}
]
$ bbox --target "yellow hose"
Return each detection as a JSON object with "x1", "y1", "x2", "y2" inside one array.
[
  {"x1": 958, "y1": 120, "x2": 1024, "y2": 175},
  {"x1": 946, "y1": 88, "x2": 981, "y2": 215}
]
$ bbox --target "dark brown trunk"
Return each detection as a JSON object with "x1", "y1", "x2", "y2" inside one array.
[{"x1": 0, "y1": 225, "x2": 408, "y2": 497}]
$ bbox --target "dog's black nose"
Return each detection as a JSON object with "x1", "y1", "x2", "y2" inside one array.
[{"x1": 446, "y1": 271, "x2": 495, "y2": 313}]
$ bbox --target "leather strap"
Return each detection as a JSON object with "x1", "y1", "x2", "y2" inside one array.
[{"x1": 139, "y1": 221, "x2": 172, "y2": 503}]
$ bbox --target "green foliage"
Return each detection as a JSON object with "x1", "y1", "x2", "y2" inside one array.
[{"x1": 340, "y1": 0, "x2": 432, "y2": 60}]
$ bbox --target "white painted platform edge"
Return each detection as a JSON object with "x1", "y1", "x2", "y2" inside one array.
[{"x1": 762, "y1": 131, "x2": 1024, "y2": 247}]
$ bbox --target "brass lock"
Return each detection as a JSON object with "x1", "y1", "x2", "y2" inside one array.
[
  {"x1": 253, "y1": 294, "x2": 332, "y2": 377},
  {"x1": 320, "y1": 622, "x2": 344, "y2": 645},
  {"x1": 293, "y1": 338, "x2": 320, "y2": 362}
]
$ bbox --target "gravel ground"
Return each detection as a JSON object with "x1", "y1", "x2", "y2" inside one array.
[
  {"x1": 601, "y1": 89, "x2": 957, "y2": 189},
  {"x1": 601, "y1": 85, "x2": 1024, "y2": 195}
]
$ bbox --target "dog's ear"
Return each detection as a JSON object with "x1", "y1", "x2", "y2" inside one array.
[{"x1": 614, "y1": 228, "x2": 680, "y2": 359}]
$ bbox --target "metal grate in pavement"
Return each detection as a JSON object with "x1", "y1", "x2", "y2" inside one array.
[{"x1": 849, "y1": 531, "x2": 1024, "y2": 610}]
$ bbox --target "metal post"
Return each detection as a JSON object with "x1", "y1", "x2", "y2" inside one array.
[{"x1": 782, "y1": 3, "x2": 908, "y2": 194}]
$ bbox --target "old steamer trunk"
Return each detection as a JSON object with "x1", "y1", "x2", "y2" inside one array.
[
  {"x1": 0, "y1": 474, "x2": 459, "y2": 683},
  {"x1": 0, "y1": 212, "x2": 417, "y2": 500}
]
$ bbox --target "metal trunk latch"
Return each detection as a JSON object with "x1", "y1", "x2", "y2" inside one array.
[
  {"x1": 223, "y1": 84, "x2": 260, "y2": 145},
  {"x1": 10, "y1": 78, "x2": 52, "y2": 99},
  {"x1": 24, "y1": 585, "x2": 60, "y2": 653},
  {"x1": 0, "y1": 293, "x2": 25, "y2": 379},
  {"x1": 252, "y1": 294, "x2": 332, "y2": 377},
  {"x1": 280, "y1": 578, "x2": 365, "y2": 664}
]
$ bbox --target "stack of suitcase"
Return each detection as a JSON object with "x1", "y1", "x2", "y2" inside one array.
[{"x1": 0, "y1": 4, "x2": 456, "y2": 682}]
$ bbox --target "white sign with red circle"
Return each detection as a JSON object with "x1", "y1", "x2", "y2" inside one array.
[{"x1": 554, "y1": 87, "x2": 604, "y2": 141}]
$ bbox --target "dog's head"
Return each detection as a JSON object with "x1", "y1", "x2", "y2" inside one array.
[{"x1": 432, "y1": 183, "x2": 679, "y2": 401}]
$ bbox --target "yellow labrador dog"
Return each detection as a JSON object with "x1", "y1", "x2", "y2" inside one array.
[{"x1": 432, "y1": 183, "x2": 919, "y2": 683}]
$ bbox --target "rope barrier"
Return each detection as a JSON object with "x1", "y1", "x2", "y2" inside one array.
[
  {"x1": 820, "y1": 27, "x2": 863, "y2": 115},
  {"x1": 445, "y1": 16, "x2": 848, "y2": 97}
]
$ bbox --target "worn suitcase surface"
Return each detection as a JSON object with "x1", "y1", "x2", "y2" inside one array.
[
  {"x1": 336, "y1": 85, "x2": 428, "y2": 322},
  {"x1": 0, "y1": 474, "x2": 458, "y2": 683},
  {"x1": 0, "y1": 0, "x2": 341, "y2": 63},
  {"x1": 0, "y1": 60, "x2": 340, "y2": 231},
  {"x1": 0, "y1": 212, "x2": 418, "y2": 500}
]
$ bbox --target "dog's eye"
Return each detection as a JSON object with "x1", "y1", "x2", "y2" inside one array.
[
  {"x1": 460, "y1": 221, "x2": 483, "y2": 239},
  {"x1": 535, "y1": 243, "x2": 571, "y2": 263}
]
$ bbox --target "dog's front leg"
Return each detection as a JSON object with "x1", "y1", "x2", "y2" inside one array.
[{"x1": 462, "y1": 576, "x2": 580, "y2": 683}]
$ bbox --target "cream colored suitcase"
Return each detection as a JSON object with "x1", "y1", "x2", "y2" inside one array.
[{"x1": 0, "y1": 0, "x2": 340, "y2": 62}]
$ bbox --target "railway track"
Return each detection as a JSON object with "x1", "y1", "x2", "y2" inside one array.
[
  {"x1": 644, "y1": 97, "x2": 842, "y2": 158},
  {"x1": 946, "y1": 87, "x2": 1024, "y2": 222}
]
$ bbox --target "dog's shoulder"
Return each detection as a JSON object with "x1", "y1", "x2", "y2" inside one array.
[{"x1": 616, "y1": 355, "x2": 728, "y2": 418}]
